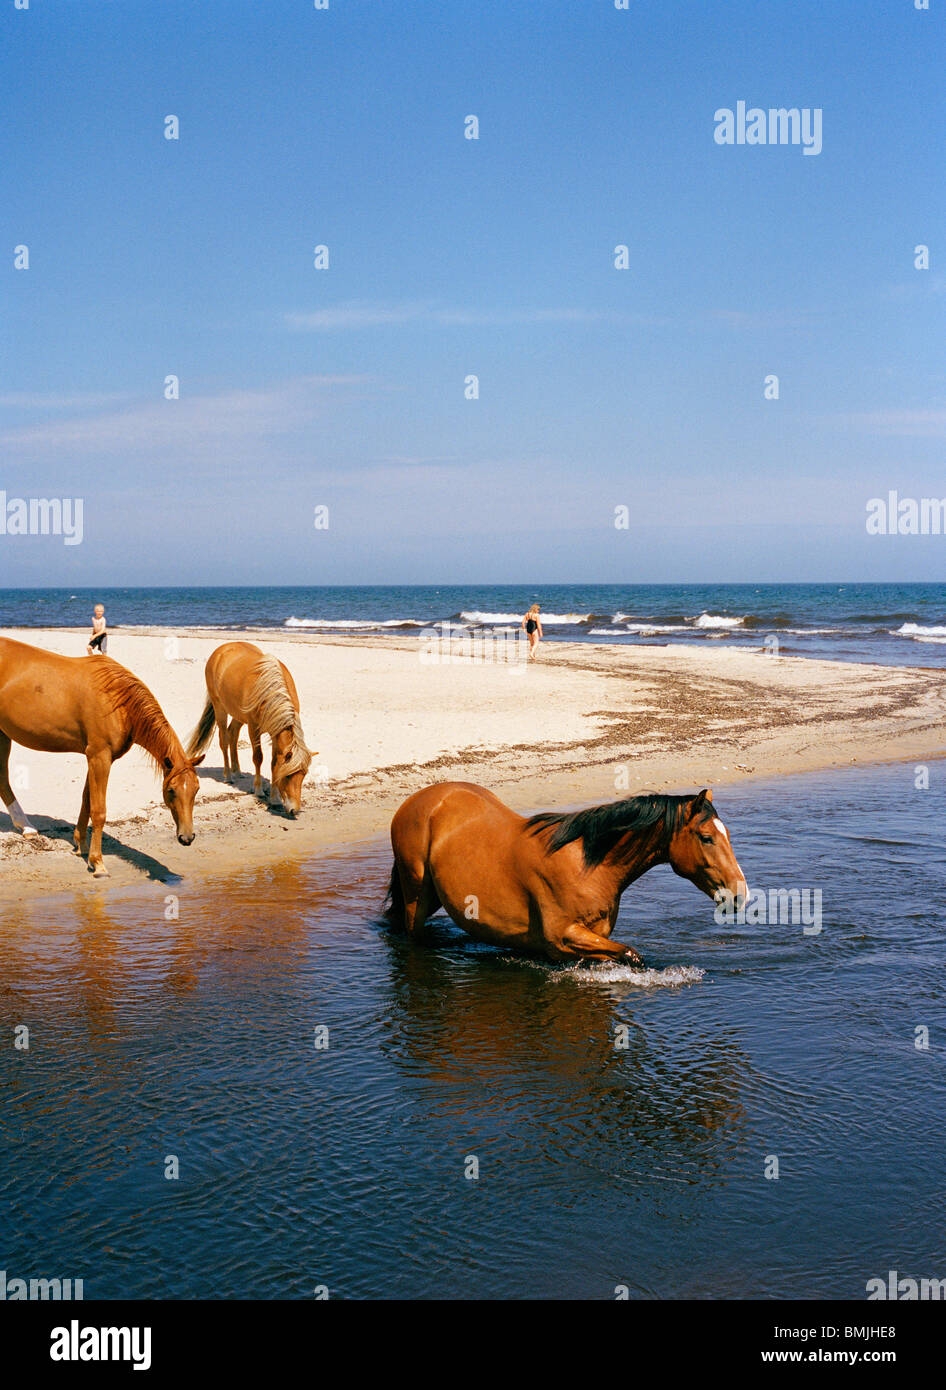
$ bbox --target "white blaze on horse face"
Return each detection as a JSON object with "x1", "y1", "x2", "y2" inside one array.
[{"x1": 711, "y1": 815, "x2": 747, "y2": 897}]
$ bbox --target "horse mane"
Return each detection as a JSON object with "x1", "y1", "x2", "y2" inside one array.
[
  {"x1": 248, "y1": 657, "x2": 312, "y2": 778},
  {"x1": 89, "y1": 658, "x2": 183, "y2": 775},
  {"x1": 525, "y1": 793, "x2": 697, "y2": 868}
]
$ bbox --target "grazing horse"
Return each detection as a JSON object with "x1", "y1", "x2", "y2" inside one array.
[
  {"x1": 0, "y1": 636, "x2": 202, "y2": 876},
  {"x1": 385, "y1": 781, "x2": 748, "y2": 965},
  {"x1": 187, "y1": 641, "x2": 312, "y2": 815}
]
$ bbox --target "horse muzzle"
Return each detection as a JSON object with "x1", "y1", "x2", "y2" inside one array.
[{"x1": 177, "y1": 832, "x2": 195, "y2": 846}]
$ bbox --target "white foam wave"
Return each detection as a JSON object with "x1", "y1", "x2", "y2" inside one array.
[
  {"x1": 626, "y1": 622, "x2": 692, "y2": 634},
  {"x1": 693, "y1": 612, "x2": 745, "y2": 629},
  {"x1": 896, "y1": 622, "x2": 946, "y2": 638},
  {"x1": 589, "y1": 623, "x2": 692, "y2": 637},
  {"x1": 460, "y1": 610, "x2": 590, "y2": 625},
  {"x1": 284, "y1": 616, "x2": 425, "y2": 629}
]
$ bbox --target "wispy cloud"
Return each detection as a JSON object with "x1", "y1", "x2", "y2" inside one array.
[
  {"x1": 285, "y1": 301, "x2": 623, "y2": 331},
  {"x1": 0, "y1": 390, "x2": 133, "y2": 412},
  {"x1": 1, "y1": 375, "x2": 369, "y2": 459}
]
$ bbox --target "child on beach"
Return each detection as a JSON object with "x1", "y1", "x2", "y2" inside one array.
[{"x1": 87, "y1": 604, "x2": 108, "y2": 655}]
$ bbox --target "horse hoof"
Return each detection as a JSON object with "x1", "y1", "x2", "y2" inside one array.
[
  {"x1": 90, "y1": 864, "x2": 109, "y2": 878},
  {"x1": 21, "y1": 825, "x2": 39, "y2": 837}
]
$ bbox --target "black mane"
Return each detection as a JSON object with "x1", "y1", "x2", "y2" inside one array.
[{"x1": 525, "y1": 793, "x2": 697, "y2": 868}]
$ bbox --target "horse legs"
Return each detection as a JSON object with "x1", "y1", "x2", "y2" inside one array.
[
  {"x1": 0, "y1": 732, "x2": 38, "y2": 835},
  {"x1": 248, "y1": 724, "x2": 264, "y2": 797},
  {"x1": 85, "y1": 748, "x2": 112, "y2": 877},
  {"x1": 227, "y1": 720, "x2": 243, "y2": 778},
  {"x1": 268, "y1": 743, "x2": 282, "y2": 807},
  {"x1": 554, "y1": 922, "x2": 643, "y2": 966},
  {"x1": 216, "y1": 711, "x2": 232, "y2": 781},
  {"x1": 73, "y1": 775, "x2": 91, "y2": 856},
  {"x1": 397, "y1": 861, "x2": 442, "y2": 937}
]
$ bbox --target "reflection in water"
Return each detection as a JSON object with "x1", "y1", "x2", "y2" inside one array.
[{"x1": 1, "y1": 762, "x2": 946, "y2": 1298}]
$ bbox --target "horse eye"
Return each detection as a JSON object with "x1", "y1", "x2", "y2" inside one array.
[
  {"x1": 167, "y1": 789, "x2": 176, "y2": 801},
  {"x1": 698, "y1": 832, "x2": 713, "y2": 844}
]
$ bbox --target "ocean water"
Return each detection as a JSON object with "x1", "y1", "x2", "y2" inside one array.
[
  {"x1": 1, "y1": 760, "x2": 944, "y2": 1299},
  {"x1": 3, "y1": 582, "x2": 946, "y2": 666}
]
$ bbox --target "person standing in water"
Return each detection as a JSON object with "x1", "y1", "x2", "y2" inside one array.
[
  {"x1": 521, "y1": 603, "x2": 543, "y2": 662},
  {"x1": 87, "y1": 603, "x2": 108, "y2": 655}
]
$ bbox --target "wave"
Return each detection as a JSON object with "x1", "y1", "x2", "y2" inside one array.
[
  {"x1": 284, "y1": 616, "x2": 425, "y2": 629},
  {"x1": 693, "y1": 613, "x2": 745, "y2": 629},
  {"x1": 588, "y1": 623, "x2": 692, "y2": 636},
  {"x1": 458, "y1": 610, "x2": 591, "y2": 625},
  {"x1": 896, "y1": 622, "x2": 946, "y2": 638}
]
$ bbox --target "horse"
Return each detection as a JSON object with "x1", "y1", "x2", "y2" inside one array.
[
  {"x1": 0, "y1": 636, "x2": 203, "y2": 876},
  {"x1": 187, "y1": 641, "x2": 313, "y2": 815},
  {"x1": 384, "y1": 781, "x2": 748, "y2": 965}
]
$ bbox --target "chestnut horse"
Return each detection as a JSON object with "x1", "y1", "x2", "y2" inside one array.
[
  {"x1": 0, "y1": 636, "x2": 202, "y2": 876},
  {"x1": 384, "y1": 781, "x2": 748, "y2": 965},
  {"x1": 187, "y1": 641, "x2": 312, "y2": 815}
]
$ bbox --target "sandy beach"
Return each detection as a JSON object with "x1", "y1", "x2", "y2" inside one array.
[{"x1": 2, "y1": 625, "x2": 945, "y2": 900}]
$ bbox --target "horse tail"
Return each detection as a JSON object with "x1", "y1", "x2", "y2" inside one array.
[
  {"x1": 186, "y1": 695, "x2": 216, "y2": 759},
  {"x1": 381, "y1": 861, "x2": 405, "y2": 925}
]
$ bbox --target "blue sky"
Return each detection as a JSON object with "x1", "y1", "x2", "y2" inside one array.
[{"x1": 2, "y1": 0, "x2": 943, "y2": 585}]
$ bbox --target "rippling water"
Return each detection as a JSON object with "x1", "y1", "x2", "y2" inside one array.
[{"x1": 2, "y1": 761, "x2": 945, "y2": 1299}]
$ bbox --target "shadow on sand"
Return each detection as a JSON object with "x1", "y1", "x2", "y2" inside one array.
[{"x1": 0, "y1": 811, "x2": 182, "y2": 883}]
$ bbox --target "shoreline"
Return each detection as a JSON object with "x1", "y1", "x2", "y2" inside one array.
[{"x1": 2, "y1": 626, "x2": 945, "y2": 903}]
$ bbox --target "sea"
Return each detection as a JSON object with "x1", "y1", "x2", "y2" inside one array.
[
  {"x1": 2, "y1": 582, "x2": 946, "y2": 667},
  {"x1": 1, "y1": 761, "x2": 945, "y2": 1299}
]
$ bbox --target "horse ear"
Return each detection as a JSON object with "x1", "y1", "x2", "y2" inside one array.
[
  {"x1": 689, "y1": 788, "x2": 712, "y2": 818},
  {"x1": 191, "y1": 754, "x2": 205, "y2": 768}
]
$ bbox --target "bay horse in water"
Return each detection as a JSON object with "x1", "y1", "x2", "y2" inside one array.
[
  {"x1": 187, "y1": 641, "x2": 312, "y2": 815},
  {"x1": 0, "y1": 636, "x2": 202, "y2": 876},
  {"x1": 385, "y1": 781, "x2": 748, "y2": 965}
]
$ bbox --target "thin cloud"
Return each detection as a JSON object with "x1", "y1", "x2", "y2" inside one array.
[
  {"x1": 0, "y1": 390, "x2": 133, "y2": 411},
  {"x1": 1, "y1": 375, "x2": 370, "y2": 457},
  {"x1": 285, "y1": 302, "x2": 623, "y2": 331}
]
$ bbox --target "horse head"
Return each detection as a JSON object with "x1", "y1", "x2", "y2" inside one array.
[
  {"x1": 667, "y1": 789, "x2": 747, "y2": 910},
  {"x1": 271, "y1": 728, "x2": 313, "y2": 816},
  {"x1": 162, "y1": 754, "x2": 203, "y2": 844}
]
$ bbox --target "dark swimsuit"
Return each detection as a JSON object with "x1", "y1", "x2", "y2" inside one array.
[
  {"x1": 89, "y1": 632, "x2": 107, "y2": 652},
  {"x1": 526, "y1": 619, "x2": 537, "y2": 635}
]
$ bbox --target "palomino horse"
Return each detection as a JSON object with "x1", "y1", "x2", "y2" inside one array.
[
  {"x1": 0, "y1": 636, "x2": 202, "y2": 876},
  {"x1": 385, "y1": 781, "x2": 748, "y2": 964},
  {"x1": 187, "y1": 641, "x2": 312, "y2": 815}
]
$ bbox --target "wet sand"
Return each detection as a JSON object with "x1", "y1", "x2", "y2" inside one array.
[{"x1": 2, "y1": 625, "x2": 945, "y2": 901}]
